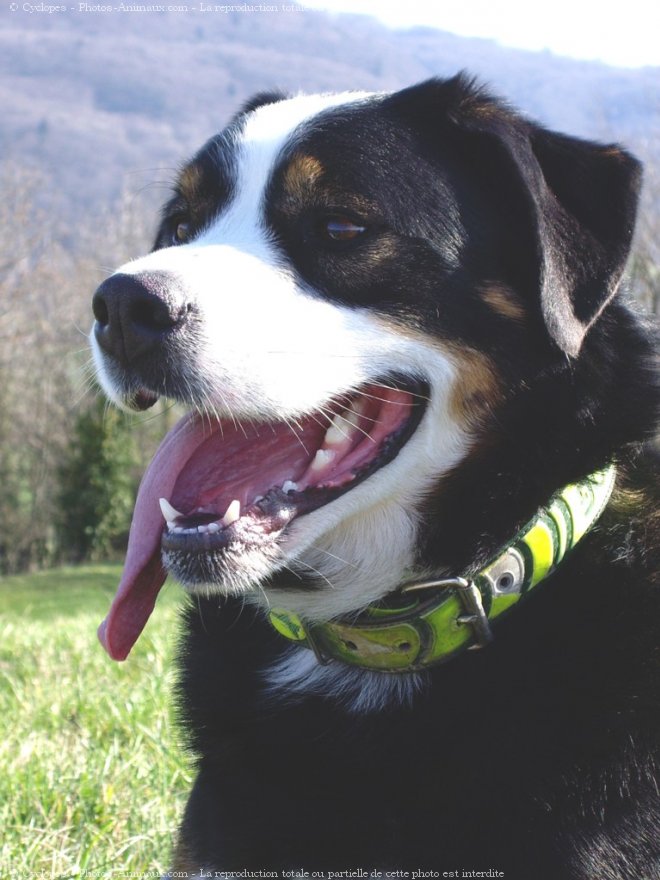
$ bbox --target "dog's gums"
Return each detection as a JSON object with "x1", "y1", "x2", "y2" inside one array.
[{"x1": 98, "y1": 379, "x2": 426, "y2": 661}]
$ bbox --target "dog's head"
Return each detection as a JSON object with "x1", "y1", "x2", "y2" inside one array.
[{"x1": 91, "y1": 75, "x2": 640, "y2": 660}]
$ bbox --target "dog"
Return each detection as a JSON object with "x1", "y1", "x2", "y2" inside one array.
[{"x1": 90, "y1": 75, "x2": 660, "y2": 877}]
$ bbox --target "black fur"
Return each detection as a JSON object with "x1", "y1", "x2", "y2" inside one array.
[{"x1": 148, "y1": 77, "x2": 660, "y2": 876}]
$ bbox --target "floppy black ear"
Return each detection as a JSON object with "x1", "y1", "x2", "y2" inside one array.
[
  {"x1": 234, "y1": 90, "x2": 288, "y2": 118},
  {"x1": 389, "y1": 76, "x2": 642, "y2": 356},
  {"x1": 458, "y1": 86, "x2": 642, "y2": 356}
]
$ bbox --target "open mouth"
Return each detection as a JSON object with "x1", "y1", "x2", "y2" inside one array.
[{"x1": 99, "y1": 377, "x2": 427, "y2": 661}]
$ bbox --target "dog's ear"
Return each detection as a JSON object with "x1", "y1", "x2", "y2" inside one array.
[
  {"x1": 509, "y1": 124, "x2": 641, "y2": 356},
  {"x1": 459, "y1": 79, "x2": 642, "y2": 356},
  {"x1": 233, "y1": 90, "x2": 288, "y2": 119},
  {"x1": 391, "y1": 76, "x2": 643, "y2": 356}
]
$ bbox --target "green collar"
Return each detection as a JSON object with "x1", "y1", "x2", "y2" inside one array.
[{"x1": 268, "y1": 465, "x2": 616, "y2": 673}]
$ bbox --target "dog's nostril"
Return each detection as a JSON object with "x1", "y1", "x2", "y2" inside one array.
[{"x1": 92, "y1": 291, "x2": 109, "y2": 327}]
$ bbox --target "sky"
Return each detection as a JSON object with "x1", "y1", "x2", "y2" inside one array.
[{"x1": 301, "y1": 0, "x2": 660, "y2": 69}]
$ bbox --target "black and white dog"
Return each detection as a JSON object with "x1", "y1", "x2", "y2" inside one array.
[{"x1": 91, "y1": 76, "x2": 660, "y2": 877}]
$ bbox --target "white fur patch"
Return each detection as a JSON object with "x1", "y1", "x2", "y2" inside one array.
[{"x1": 263, "y1": 644, "x2": 427, "y2": 714}]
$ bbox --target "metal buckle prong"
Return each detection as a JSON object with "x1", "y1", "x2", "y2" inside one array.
[
  {"x1": 304, "y1": 628, "x2": 334, "y2": 666},
  {"x1": 403, "y1": 576, "x2": 494, "y2": 649}
]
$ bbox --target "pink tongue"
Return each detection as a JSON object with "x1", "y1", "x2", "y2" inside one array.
[
  {"x1": 98, "y1": 413, "x2": 204, "y2": 660},
  {"x1": 98, "y1": 407, "x2": 326, "y2": 660}
]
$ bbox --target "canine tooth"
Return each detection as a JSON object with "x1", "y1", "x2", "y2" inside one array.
[
  {"x1": 221, "y1": 499, "x2": 241, "y2": 527},
  {"x1": 282, "y1": 480, "x2": 298, "y2": 494},
  {"x1": 310, "y1": 448, "x2": 336, "y2": 472},
  {"x1": 159, "y1": 497, "x2": 184, "y2": 523}
]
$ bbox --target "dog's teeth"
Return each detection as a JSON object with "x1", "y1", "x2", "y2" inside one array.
[
  {"x1": 197, "y1": 524, "x2": 209, "y2": 534},
  {"x1": 310, "y1": 448, "x2": 336, "y2": 472},
  {"x1": 221, "y1": 499, "x2": 241, "y2": 527},
  {"x1": 324, "y1": 412, "x2": 348, "y2": 446},
  {"x1": 208, "y1": 522, "x2": 221, "y2": 533},
  {"x1": 159, "y1": 497, "x2": 184, "y2": 523},
  {"x1": 324, "y1": 402, "x2": 366, "y2": 448},
  {"x1": 282, "y1": 480, "x2": 298, "y2": 494}
]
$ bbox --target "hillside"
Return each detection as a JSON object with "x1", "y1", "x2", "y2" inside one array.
[{"x1": 1, "y1": 8, "x2": 658, "y2": 219}]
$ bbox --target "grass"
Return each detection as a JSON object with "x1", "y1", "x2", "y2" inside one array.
[{"x1": 0, "y1": 564, "x2": 192, "y2": 879}]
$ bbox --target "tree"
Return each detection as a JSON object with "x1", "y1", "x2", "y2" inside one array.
[
  {"x1": 56, "y1": 397, "x2": 138, "y2": 563},
  {"x1": 0, "y1": 161, "x2": 162, "y2": 572}
]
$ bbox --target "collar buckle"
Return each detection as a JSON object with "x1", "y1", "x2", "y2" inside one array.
[{"x1": 403, "y1": 576, "x2": 494, "y2": 650}]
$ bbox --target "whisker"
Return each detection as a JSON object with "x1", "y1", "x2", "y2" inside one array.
[
  {"x1": 291, "y1": 559, "x2": 337, "y2": 591},
  {"x1": 70, "y1": 378, "x2": 97, "y2": 410},
  {"x1": 283, "y1": 560, "x2": 337, "y2": 592},
  {"x1": 205, "y1": 379, "x2": 248, "y2": 440},
  {"x1": 318, "y1": 404, "x2": 377, "y2": 444},
  {"x1": 73, "y1": 322, "x2": 93, "y2": 340},
  {"x1": 371, "y1": 381, "x2": 431, "y2": 403},
  {"x1": 255, "y1": 582, "x2": 272, "y2": 610},
  {"x1": 224, "y1": 592, "x2": 250, "y2": 630},
  {"x1": 196, "y1": 385, "x2": 220, "y2": 437},
  {"x1": 312, "y1": 547, "x2": 358, "y2": 569},
  {"x1": 305, "y1": 408, "x2": 343, "y2": 438},
  {"x1": 134, "y1": 399, "x2": 178, "y2": 427},
  {"x1": 283, "y1": 418, "x2": 311, "y2": 456}
]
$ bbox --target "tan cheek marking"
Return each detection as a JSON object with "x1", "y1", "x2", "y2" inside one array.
[
  {"x1": 283, "y1": 154, "x2": 324, "y2": 203},
  {"x1": 371, "y1": 315, "x2": 502, "y2": 431},
  {"x1": 480, "y1": 283, "x2": 527, "y2": 323},
  {"x1": 446, "y1": 345, "x2": 502, "y2": 430}
]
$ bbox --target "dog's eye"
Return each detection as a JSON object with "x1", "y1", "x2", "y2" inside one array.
[
  {"x1": 173, "y1": 221, "x2": 190, "y2": 244},
  {"x1": 321, "y1": 216, "x2": 367, "y2": 242}
]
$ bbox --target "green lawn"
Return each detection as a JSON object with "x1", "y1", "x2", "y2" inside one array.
[{"x1": 0, "y1": 565, "x2": 192, "y2": 879}]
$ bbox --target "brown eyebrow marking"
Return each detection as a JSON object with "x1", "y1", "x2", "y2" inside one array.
[
  {"x1": 177, "y1": 161, "x2": 203, "y2": 204},
  {"x1": 282, "y1": 153, "x2": 325, "y2": 202},
  {"x1": 480, "y1": 283, "x2": 527, "y2": 322}
]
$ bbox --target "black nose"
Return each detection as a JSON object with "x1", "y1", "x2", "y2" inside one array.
[{"x1": 92, "y1": 272, "x2": 190, "y2": 365}]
